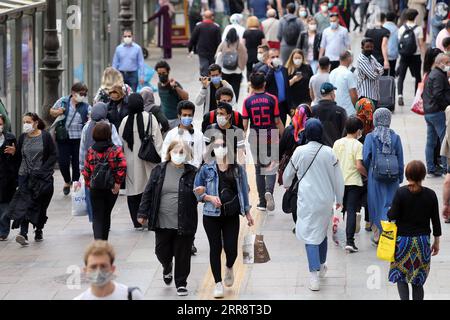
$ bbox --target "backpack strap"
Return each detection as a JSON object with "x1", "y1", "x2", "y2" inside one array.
[
  {"x1": 209, "y1": 111, "x2": 215, "y2": 124},
  {"x1": 234, "y1": 111, "x2": 239, "y2": 125}
]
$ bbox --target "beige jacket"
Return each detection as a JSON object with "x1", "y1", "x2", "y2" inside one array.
[
  {"x1": 119, "y1": 112, "x2": 163, "y2": 196},
  {"x1": 215, "y1": 40, "x2": 248, "y2": 74},
  {"x1": 440, "y1": 106, "x2": 450, "y2": 160}
]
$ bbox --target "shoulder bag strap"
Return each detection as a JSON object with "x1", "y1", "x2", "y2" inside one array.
[{"x1": 291, "y1": 144, "x2": 324, "y2": 189}]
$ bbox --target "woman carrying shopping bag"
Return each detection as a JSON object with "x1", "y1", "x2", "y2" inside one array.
[
  {"x1": 283, "y1": 119, "x2": 345, "y2": 292},
  {"x1": 194, "y1": 137, "x2": 254, "y2": 299},
  {"x1": 387, "y1": 160, "x2": 441, "y2": 300}
]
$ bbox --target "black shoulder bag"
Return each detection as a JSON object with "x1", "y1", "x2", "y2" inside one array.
[
  {"x1": 138, "y1": 114, "x2": 162, "y2": 164},
  {"x1": 282, "y1": 145, "x2": 324, "y2": 214}
]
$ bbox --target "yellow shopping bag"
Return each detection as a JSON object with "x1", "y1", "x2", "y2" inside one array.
[{"x1": 376, "y1": 221, "x2": 397, "y2": 262}]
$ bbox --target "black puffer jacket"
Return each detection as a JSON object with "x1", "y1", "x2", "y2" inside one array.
[
  {"x1": 137, "y1": 162, "x2": 198, "y2": 236},
  {"x1": 423, "y1": 68, "x2": 450, "y2": 114},
  {"x1": 0, "y1": 132, "x2": 18, "y2": 203}
]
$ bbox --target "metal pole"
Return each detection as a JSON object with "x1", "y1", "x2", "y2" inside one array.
[
  {"x1": 118, "y1": 0, "x2": 135, "y2": 33},
  {"x1": 41, "y1": 0, "x2": 63, "y2": 125}
]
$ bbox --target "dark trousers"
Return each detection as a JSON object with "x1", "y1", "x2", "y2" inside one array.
[
  {"x1": 255, "y1": 164, "x2": 276, "y2": 206},
  {"x1": 340, "y1": 8, "x2": 351, "y2": 31},
  {"x1": 203, "y1": 215, "x2": 240, "y2": 283},
  {"x1": 278, "y1": 100, "x2": 289, "y2": 126},
  {"x1": 397, "y1": 55, "x2": 422, "y2": 96},
  {"x1": 127, "y1": 194, "x2": 143, "y2": 228},
  {"x1": 155, "y1": 229, "x2": 194, "y2": 288},
  {"x1": 57, "y1": 139, "x2": 81, "y2": 184},
  {"x1": 121, "y1": 71, "x2": 139, "y2": 93},
  {"x1": 222, "y1": 73, "x2": 243, "y2": 102},
  {"x1": 188, "y1": 14, "x2": 202, "y2": 35},
  {"x1": 0, "y1": 203, "x2": 10, "y2": 238},
  {"x1": 343, "y1": 185, "x2": 363, "y2": 244},
  {"x1": 384, "y1": 59, "x2": 397, "y2": 77},
  {"x1": 90, "y1": 189, "x2": 118, "y2": 240},
  {"x1": 199, "y1": 55, "x2": 215, "y2": 77},
  {"x1": 397, "y1": 281, "x2": 424, "y2": 300},
  {"x1": 330, "y1": 61, "x2": 340, "y2": 72}
]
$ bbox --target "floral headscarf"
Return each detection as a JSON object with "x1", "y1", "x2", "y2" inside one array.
[
  {"x1": 355, "y1": 98, "x2": 375, "y2": 135},
  {"x1": 292, "y1": 104, "x2": 311, "y2": 142}
]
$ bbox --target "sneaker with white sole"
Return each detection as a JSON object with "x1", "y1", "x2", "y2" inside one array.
[
  {"x1": 319, "y1": 264, "x2": 328, "y2": 278},
  {"x1": 213, "y1": 282, "x2": 225, "y2": 299},
  {"x1": 345, "y1": 243, "x2": 359, "y2": 253},
  {"x1": 177, "y1": 287, "x2": 188, "y2": 296},
  {"x1": 256, "y1": 203, "x2": 267, "y2": 211},
  {"x1": 224, "y1": 267, "x2": 234, "y2": 287},
  {"x1": 309, "y1": 272, "x2": 320, "y2": 291},
  {"x1": 265, "y1": 192, "x2": 275, "y2": 212},
  {"x1": 15, "y1": 234, "x2": 29, "y2": 246}
]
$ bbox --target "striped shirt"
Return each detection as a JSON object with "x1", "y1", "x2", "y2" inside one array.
[
  {"x1": 356, "y1": 54, "x2": 384, "y2": 102},
  {"x1": 52, "y1": 97, "x2": 92, "y2": 139}
]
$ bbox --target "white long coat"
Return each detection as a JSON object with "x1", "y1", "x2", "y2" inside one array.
[
  {"x1": 119, "y1": 112, "x2": 163, "y2": 196},
  {"x1": 283, "y1": 141, "x2": 345, "y2": 245}
]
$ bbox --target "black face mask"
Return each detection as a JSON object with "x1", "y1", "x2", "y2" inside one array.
[
  {"x1": 159, "y1": 74, "x2": 169, "y2": 84},
  {"x1": 363, "y1": 50, "x2": 373, "y2": 57}
]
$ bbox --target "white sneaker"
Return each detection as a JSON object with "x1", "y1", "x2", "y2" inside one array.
[
  {"x1": 319, "y1": 264, "x2": 328, "y2": 278},
  {"x1": 224, "y1": 267, "x2": 234, "y2": 287},
  {"x1": 265, "y1": 192, "x2": 275, "y2": 212},
  {"x1": 309, "y1": 272, "x2": 320, "y2": 291},
  {"x1": 213, "y1": 282, "x2": 225, "y2": 299}
]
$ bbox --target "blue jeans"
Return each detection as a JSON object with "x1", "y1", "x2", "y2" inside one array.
[
  {"x1": 424, "y1": 112, "x2": 446, "y2": 172},
  {"x1": 305, "y1": 237, "x2": 328, "y2": 272},
  {"x1": 0, "y1": 203, "x2": 10, "y2": 238},
  {"x1": 255, "y1": 165, "x2": 276, "y2": 206},
  {"x1": 85, "y1": 186, "x2": 93, "y2": 223},
  {"x1": 121, "y1": 71, "x2": 139, "y2": 93}
]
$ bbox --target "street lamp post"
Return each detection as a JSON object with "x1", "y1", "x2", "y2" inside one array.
[
  {"x1": 119, "y1": 0, "x2": 135, "y2": 33},
  {"x1": 41, "y1": 0, "x2": 63, "y2": 125}
]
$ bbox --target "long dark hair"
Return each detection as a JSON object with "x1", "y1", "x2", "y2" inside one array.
[
  {"x1": 24, "y1": 112, "x2": 46, "y2": 130},
  {"x1": 225, "y1": 28, "x2": 239, "y2": 46},
  {"x1": 423, "y1": 47, "x2": 443, "y2": 75}
]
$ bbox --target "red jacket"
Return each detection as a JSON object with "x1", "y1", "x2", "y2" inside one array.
[{"x1": 82, "y1": 145, "x2": 127, "y2": 189}]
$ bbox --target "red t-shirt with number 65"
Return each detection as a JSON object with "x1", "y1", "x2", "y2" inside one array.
[{"x1": 242, "y1": 92, "x2": 280, "y2": 131}]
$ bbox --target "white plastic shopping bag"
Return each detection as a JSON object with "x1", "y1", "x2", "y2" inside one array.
[
  {"x1": 332, "y1": 208, "x2": 346, "y2": 248},
  {"x1": 71, "y1": 177, "x2": 88, "y2": 217}
]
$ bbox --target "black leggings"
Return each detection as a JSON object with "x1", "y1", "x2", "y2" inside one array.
[
  {"x1": 397, "y1": 55, "x2": 422, "y2": 96},
  {"x1": 203, "y1": 215, "x2": 240, "y2": 283},
  {"x1": 90, "y1": 189, "x2": 118, "y2": 240},
  {"x1": 127, "y1": 193, "x2": 143, "y2": 228},
  {"x1": 397, "y1": 281, "x2": 424, "y2": 300},
  {"x1": 222, "y1": 73, "x2": 243, "y2": 102}
]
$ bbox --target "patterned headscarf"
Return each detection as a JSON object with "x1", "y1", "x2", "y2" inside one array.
[
  {"x1": 355, "y1": 98, "x2": 374, "y2": 135},
  {"x1": 292, "y1": 104, "x2": 310, "y2": 142},
  {"x1": 373, "y1": 108, "x2": 393, "y2": 154}
]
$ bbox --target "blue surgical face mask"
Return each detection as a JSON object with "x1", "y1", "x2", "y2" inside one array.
[
  {"x1": 330, "y1": 22, "x2": 339, "y2": 29},
  {"x1": 181, "y1": 116, "x2": 193, "y2": 127},
  {"x1": 211, "y1": 76, "x2": 222, "y2": 85}
]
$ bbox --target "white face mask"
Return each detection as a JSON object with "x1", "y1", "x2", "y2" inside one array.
[
  {"x1": 171, "y1": 152, "x2": 186, "y2": 165},
  {"x1": 293, "y1": 59, "x2": 303, "y2": 66},
  {"x1": 299, "y1": 11, "x2": 307, "y2": 18},
  {"x1": 23, "y1": 123, "x2": 34, "y2": 134},
  {"x1": 217, "y1": 115, "x2": 229, "y2": 127},
  {"x1": 443, "y1": 65, "x2": 450, "y2": 73},
  {"x1": 123, "y1": 37, "x2": 133, "y2": 45},
  {"x1": 0, "y1": 125, "x2": 3, "y2": 134},
  {"x1": 272, "y1": 58, "x2": 282, "y2": 68},
  {"x1": 214, "y1": 146, "x2": 228, "y2": 159},
  {"x1": 74, "y1": 93, "x2": 85, "y2": 104},
  {"x1": 309, "y1": 24, "x2": 317, "y2": 32},
  {"x1": 321, "y1": 5, "x2": 328, "y2": 12},
  {"x1": 257, "y1": 53, "x2": 265, "y2": 63}
]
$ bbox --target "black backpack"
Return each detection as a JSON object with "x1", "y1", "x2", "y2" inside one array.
[
  {"x1": 90, "y1": 147, "x2": 115, "y2": 190},
  {"x1": 283, "y1": 18, "x2": 301, "y2": 46},
  {"x1": 222, "y1": 43, "x2": 240, "y2": 70},
  {"x1": 398, "y1": 25, "x2": 418, "y2": 57}
]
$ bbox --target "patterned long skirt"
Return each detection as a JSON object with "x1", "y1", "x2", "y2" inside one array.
[{"x1": 388, "y1": 235, "x2": 431, "y2": 286}]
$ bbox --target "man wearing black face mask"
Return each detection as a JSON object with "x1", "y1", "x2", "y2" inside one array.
[
  {"x1": 155, "y1": 61, "x2": 189, "y2": 130},
  {"x1": 356, "y1": 38, "x2": 384, "y2": 108}
]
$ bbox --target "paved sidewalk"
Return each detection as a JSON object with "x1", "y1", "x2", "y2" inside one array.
[{"x1": 0, "y1": 35, "x2": 449, "y2": 300}]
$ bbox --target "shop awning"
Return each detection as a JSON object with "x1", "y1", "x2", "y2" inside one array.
[{"x1": 0, "y1": 0, "x2": 46, "y2": 18}]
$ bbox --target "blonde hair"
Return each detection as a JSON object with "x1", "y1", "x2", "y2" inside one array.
[
  {"x1": 84, "y1": 241, "x2": 115, "y2": 266},
  {"x1": 285, "y1": 49, "x2": 306, "y2": 75},
  {"x1": 101, "y1": 67, "x2": 124, "y2": 92},
  {"x1": 165, "y1": 139, "x2": 193, "y2": 162},
  {"x1": 247, "y1": 16, "x2": 260, "y2": 29}
]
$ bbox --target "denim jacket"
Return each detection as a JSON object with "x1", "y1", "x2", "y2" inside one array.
[{"x1": 194, "y1": 162, "x2": 251, "y2": 217}]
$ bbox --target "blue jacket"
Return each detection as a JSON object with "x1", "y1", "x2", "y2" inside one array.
[
  {"x1": 61, "y1": 96, "x2": 90, "y2": 125},
  {"x1": 194, "y1": 162, "x2": 251, "y2": 217}
]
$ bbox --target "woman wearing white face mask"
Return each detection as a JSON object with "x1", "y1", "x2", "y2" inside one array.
[
  {"x1": 7, "y1": 113, "x2": 57, "y2": 247},
  {"x1": 137, "y1": 140, "x2": 198, "y2": 297},
  {"x1": 286, "y1": 49, "x2": 314, "y2": 108},
  {"x1": 194, "y1": 138, "x2": 254, "y2": 299},
  {"x1": 297, "y1": 17, "x2": 322, "y2": 74}
]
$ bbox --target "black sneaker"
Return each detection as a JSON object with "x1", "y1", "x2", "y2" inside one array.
[
  {"x1": 427, "y1": 168, "x2": 444, "y2": 178},
  {"x1": 256, "y1": 202, "x2": 267, "y2": 211},
  {"x1": 35, "y1": 230, "x2": 43, "y2": 242},
  {"x1": 345, "y1": 243, "x2": 359, "y2": 253},
  {"x1": 63, "y1": 185, "x2": 71, "y2": 196},
  {"x1": 163, "y1": 262, "x2": 173, "y2": 286},
  {"x1": 191, "y1": 243, "x2": 197, "y2": 256},
  {"x1": 16, "y1": 234, "x2": 29, "y2": 246},
  {"x1": 398, "y1": 96, "x2": 404, "y2": 106},
  {"x1": 177, "y1": 287, "x2": 189, "y2": 296},
  {"x1": 0, "y1": 236, "x2": 7, "y2": 241}
]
